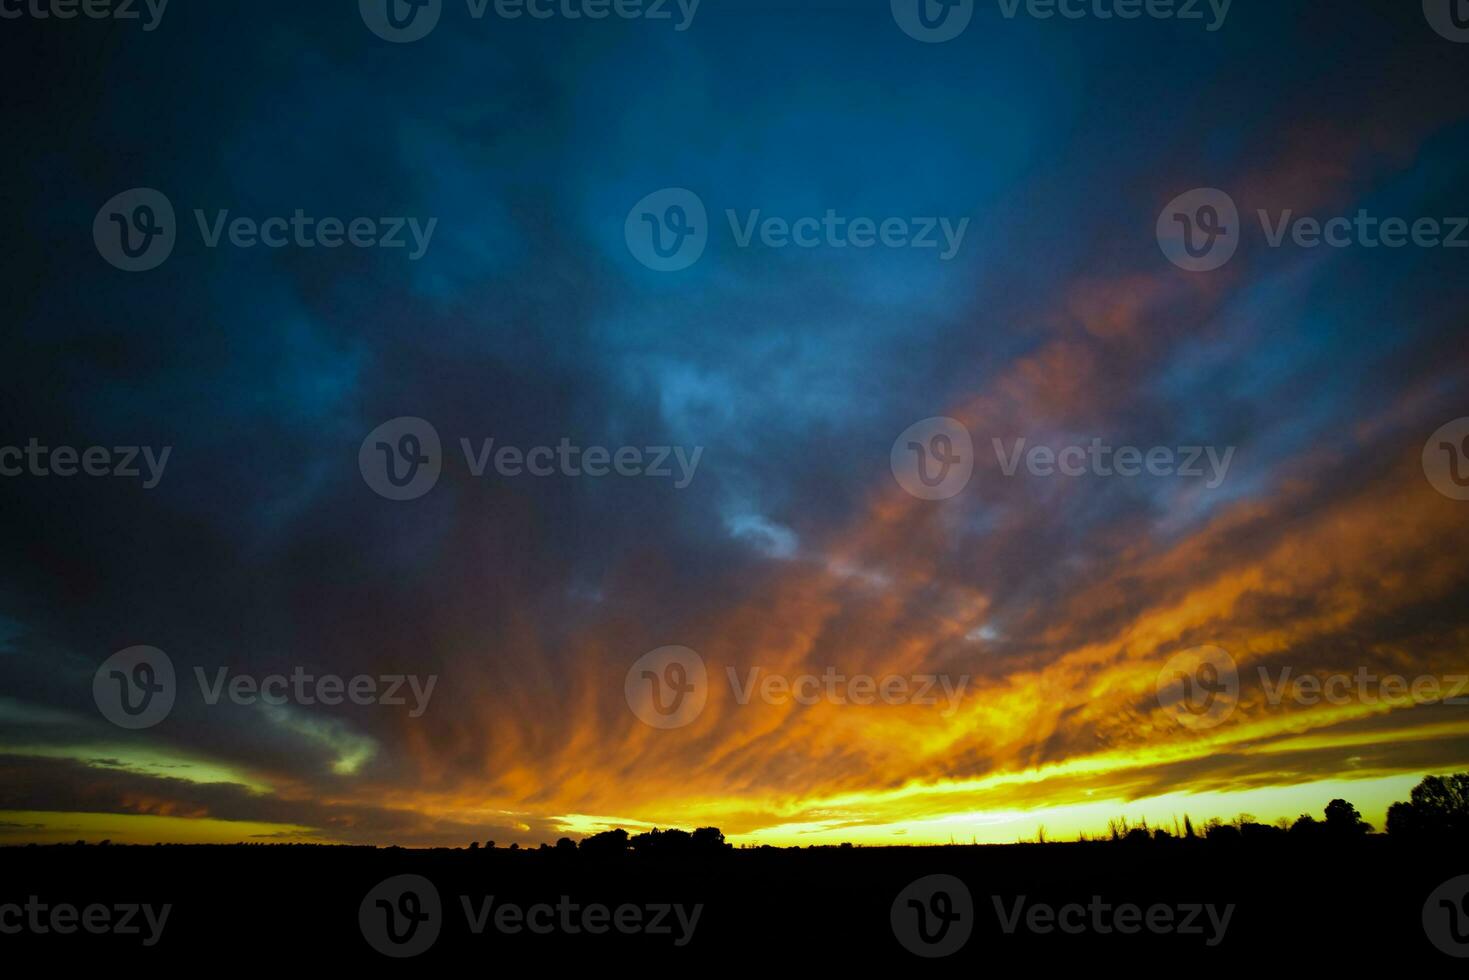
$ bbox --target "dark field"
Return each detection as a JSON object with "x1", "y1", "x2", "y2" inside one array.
[{"x1": 3, "y1": 836, "x2": 1464, "y2": 966}]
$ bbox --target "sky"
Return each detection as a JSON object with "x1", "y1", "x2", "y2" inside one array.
[{"x1": 1, "y1": 0, "x2": 1467, "y2": 847}]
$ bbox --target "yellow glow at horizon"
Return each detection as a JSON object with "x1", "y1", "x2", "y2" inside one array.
[{"x1": 0, "y1": 811, "x2": 318, "y2": 845}]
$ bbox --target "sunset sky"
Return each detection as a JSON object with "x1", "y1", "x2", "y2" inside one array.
[{"x1": 2, "y1": 1, "x2": 1467, "y2": 847}]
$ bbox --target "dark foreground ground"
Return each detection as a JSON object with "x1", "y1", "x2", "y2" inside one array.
[{"x1": 2, "y1": 836, "x2": 1465, "y2": 966}]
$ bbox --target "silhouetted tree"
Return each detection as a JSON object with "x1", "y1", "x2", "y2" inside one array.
[
  {"x1": 1384, "y1": 773, "x2": 1469, "y2": 838},
  {"x1": 579, "y1": 828, "x2": 630, "y2": 858},
  {"x1": 556, "y1": 837, "x2": 577, "y2": 852},
  {"x1": 630, "y1": 827, "x2": 694, "y2": 857},
  {"x1": 691, "y1": 827, "x2": 731, "y2": 853},
  {"x1": 1323, "y1": 799, "x2": 1372, "y2": 836},
  {"x1": 1290, "y1": 814, "x2": 1323, "y2": 836}
]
